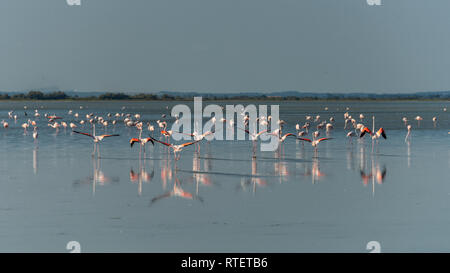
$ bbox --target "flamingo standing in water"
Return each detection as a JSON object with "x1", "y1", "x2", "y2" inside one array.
[
  {"x1": 405, "y1": 125, "x2": 412, "y2": 142},
  {"x1": 415, "y1": 116, "x2": 423, "y2": 127},
  {"x1": 326, "y1": 123, "x2": 333, "y2": 135},
  {"x1": 32, "y1": 127, "x2": 38, "y2": 140},
  {"x1": 48, "y1": 122, "x2": 60, "y2": 132},
  {"x1": 21, "y1": 122, "x2": 29, "y2": 134},
  {"x1": 347, "y1": 131, "x2": 356, "y2": 142},
  {"x1": 147, "y1": 123, "x2": 155, "y2": 135},
  {"x1": 402, "y1": 117, "x2": 408, "y2": 126}
]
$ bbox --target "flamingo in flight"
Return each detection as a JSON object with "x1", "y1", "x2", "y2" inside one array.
[
  {"x1": 238, "y1": 128, "x2": 268, "y2": 155},
  {"x1": 149, "y1": 136, "x2": 202, "y2": 160},
  {"x1": 267, "y1": 130, "x2": 295, "y2": 143},
  {"x1": 73, "y1": 130, "x2": 120, "y2": 143},
  {"x1": 130, "y1": 137, "x2": 154, "y2": 148},
  {"x1": 192, "y1": 130, "x2": 214, "y2": 152},
  {"x1": 238, "y1": 128, "x2": 268, "y2": 141},
  {"x1": 47, "y1": 115, "x2": 62, "y2": 120},
  {"x1": 278, "y1": 133, "x2": 296, "y2": 142},
  {"x1": 297, "y1": 137, "x2": 333, "y2": 149},
  {"x1": 73, "y1": 125, "x2": 120, "y2": 157},
  {"x1": 130, "y1": 137, "x2": 155, "y2": 155},
  {"x1": 161, "y1": 129, "x2": 194, "y2": 138}
]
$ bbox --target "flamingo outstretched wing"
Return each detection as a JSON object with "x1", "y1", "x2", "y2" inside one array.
[
  {"x1": 296, "y1": 137, "x2": 312, "y2": 142},
  {"x1": 149, "y1": 136, "x2": 172, "y2": 147},
  {"x1": 281, "y1": 133, "x2": 295, "y2": 139},
  {"x1": 144, "y1": 137, "x2": 155, "y2": 145},
  {"x1": 180, "y1": 140, "x2": 202, "y2": 148},
  {"x1": 317, "y1": 137, "x2": 333, "y2": 143},
  {"x1": 256, "y1": 129, "x2": 268, "y2": 137},
  {"x1": 73, "y1": 130, "x2": 95, "y2": 139},
  {"x1": 359, "y1": 127, "x2": 372, "y2": 138},
  {"x1": 99, "y1": 134, "x2": 120, "y2": 138},
  {"x1": 172, "y1": 131, "x2": 195, "y2": 137},
  {"x1": 130, "y1": 138, "x2": 140, "y2": 147},
  {"x1": 378, "y1": 128, "x2": 387, "y2": 139}
]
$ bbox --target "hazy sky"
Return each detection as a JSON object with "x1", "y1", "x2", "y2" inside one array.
[{"x1": 0, "y1": 0, "x2": 449, "y2": 93}]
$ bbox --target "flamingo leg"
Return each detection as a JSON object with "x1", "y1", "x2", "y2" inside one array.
[{"x1": 92, "y1": 143, "x2": 96, "y2": 157}]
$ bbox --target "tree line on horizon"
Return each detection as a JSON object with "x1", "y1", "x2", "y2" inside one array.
[{"x1": 0, "y1": 90, "x2": 448, "y2": 101}]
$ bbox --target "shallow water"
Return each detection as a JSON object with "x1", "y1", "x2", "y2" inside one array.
[{"x1": 0, "y1": 100, "x2": 449, "y2": 252}]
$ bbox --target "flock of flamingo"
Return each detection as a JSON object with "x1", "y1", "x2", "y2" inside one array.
[
  {"x1": 0, "y1": 105, "x2": 448, "y2": 160},
  {"x1": 1, "y1": 104, "x2": 448, "y2": 200}
]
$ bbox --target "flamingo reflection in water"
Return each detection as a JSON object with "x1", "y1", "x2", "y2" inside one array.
[
  {"x1": 304, "y1": 158, "x2": 326, "y2": 184},
  {"x1": 130, "y1": 155, "x2": 155, "y2": 196},
  {"x1": 73, "y1": 156, "x2": 119, "y2": 195},
  {"x1": 274, "y1": 160, "x2": 289, "y2": 184},
  {"x1": 92, "y1": 156, "x2": 119, "y2": 194},
  {"x1": 359, "y1": 156, "x2": 387, "y2": 195},
  {"x1": 192, "y1": 151, "x2": 213, "y2": 196},
  {"x1": 238, "y1": 157, "x2": 267, "y2": 194},
  {"x1": 150, "y1": 168, "x2": 203, "y2": 206},
  {"x1": 272, "y1": 145, "x2": 290, "y2": 184},
  {"x1": 160, "y1": 151, "x2": 173, "y2": 190},
  {"x1": 33, "y1": 146, "x2": 38, "y2": 175}
]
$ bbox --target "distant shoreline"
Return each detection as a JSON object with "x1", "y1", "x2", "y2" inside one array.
[
  {"x1": 0, "y1": 91, "x2": 449, "y2": 102},
  {"x1": 0, "y1": 98, "x2": 449, "y2": 102}
]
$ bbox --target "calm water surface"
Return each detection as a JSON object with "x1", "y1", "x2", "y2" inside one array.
[{"x1": 0, "y1": 100, "x2": 449, "y2": 252}]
